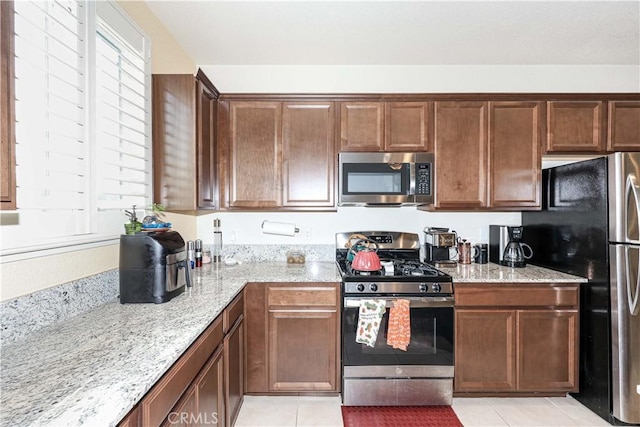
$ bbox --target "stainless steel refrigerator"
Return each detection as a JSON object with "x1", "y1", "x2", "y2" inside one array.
[{"x1": 522, "y1": 153, "x2": 640, "y2": 425}]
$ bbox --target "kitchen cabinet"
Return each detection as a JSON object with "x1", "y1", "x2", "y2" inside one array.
[
  {"x1": 433, "y1": 101, "x2": 488, "y2": 208},
  {"x1": 121, "y1": 292, "x2": 244, "y2": 427},
  {"x1": 607, "y1": 101, "x2": 640, "y2": 151},
  {"x1": 339, "y1": 101, "x2": 430, "y2": 152},
  {"x1": 546, "y1": 101, "x2": 605, "y2": 152},
  {"x1": 152, "y1": 70, "x2": 219, "y2": 211},
  {"x1": 223, "y1": 293, "x2": 244, "y2": 426},
  {"x1": 245, "y1": 282, "x2": 340, "y2": 393},
  {"x1": 489, "y1": 102, "x2": 541, "y2": 209},
  {"x1": 220, "y1": 100, "x2": 335, "y2": 210},
  {"x1": 454, "y1": 283, "x2": 579, "y2": 394},
  {"x1": 431, "y1": 101, "x2": 541, "y2": 210},
  {"x1": 1, "y1": 0, "x2": 16, "y2": 211}
]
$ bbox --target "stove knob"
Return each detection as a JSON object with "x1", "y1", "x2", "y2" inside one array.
[
  {"x1": 419, "y1": 283, "x2": 427, "y2": 293},
  {"x1": 356, "y1": 284, "x2": 365, "y2": 292},
  {"x1": 432, "y1": 284, "x2": 442, "y2": 293},
  {"x1": 369, "y1": 283, "x2": 378, "y2": 292}
]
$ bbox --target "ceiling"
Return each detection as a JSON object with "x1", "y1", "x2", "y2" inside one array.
[{"x1": 144, "y1": 1, "x2": 640, "y2": 67}]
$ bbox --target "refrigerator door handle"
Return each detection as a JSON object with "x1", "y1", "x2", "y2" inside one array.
[
  {"x1": 625, "y1": 174, "x2": 640, "y2": 243},
  {"x1": 623, "y1": 245, "x2": 640, "y2": 316}
]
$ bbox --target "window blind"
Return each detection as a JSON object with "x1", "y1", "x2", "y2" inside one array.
[{"x1": 2, "y1": 1, "x2": 151, "y2": 255}]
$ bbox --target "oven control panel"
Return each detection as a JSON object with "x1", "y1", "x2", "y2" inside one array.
[{"x1": 344, "y1": 281, "x2": 453, "y2": 295}]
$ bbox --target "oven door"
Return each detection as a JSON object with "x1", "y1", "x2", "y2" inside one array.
[{"x1": 342, "y1": 296, "x2": 454, "y2": 368}]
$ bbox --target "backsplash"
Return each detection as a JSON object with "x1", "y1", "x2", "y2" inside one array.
[
  {"x1": 0, "y1": 269, "x2": 119, "y2": 346},
  {"x1": 222, "y1": 244, "x2": 334, "y2": 262}
]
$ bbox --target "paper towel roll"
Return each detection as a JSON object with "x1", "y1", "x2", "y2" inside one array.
[{"x1": 261, "y1": 220, "x2": 299, "y2": 236}]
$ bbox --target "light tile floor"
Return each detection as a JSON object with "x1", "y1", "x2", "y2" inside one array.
[{"x1": 235, "y1": 395, "x2": 611, "y2": 427}]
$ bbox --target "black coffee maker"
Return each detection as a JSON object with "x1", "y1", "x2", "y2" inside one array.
[
  {"x1": 500, "y1": 226, "x2": 533, "y2": 268},
  {"x1": 119, "y1": 231, "x2": 191, "y2": 303}
]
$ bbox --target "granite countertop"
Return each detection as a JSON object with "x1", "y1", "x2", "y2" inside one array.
[
  {"x1": 0, "y1": 260, "x2": 585, "y2": 426},
  {"x1": 443, "y1": 262, "x2": 587, "y2": 283},
  {"x1": 0, "y1": 262, "x2": 340, "y2": 427}
]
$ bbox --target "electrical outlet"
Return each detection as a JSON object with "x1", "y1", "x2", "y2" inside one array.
[
  {"x1": 229, "y1": 230, "x2": 237, "y2": 242},
  {"x1": 303, "y1": 228, "x2": 312, "y2": 240}
]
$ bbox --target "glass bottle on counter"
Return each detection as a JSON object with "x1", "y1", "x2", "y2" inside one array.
[{"x1": 212, "y1": 218, "x2": 223, "y2": 263}]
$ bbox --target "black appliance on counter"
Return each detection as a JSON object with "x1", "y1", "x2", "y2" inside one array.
[
  {"x1": 522, "y1": 154, "x2": 640, "y2": 425},
  {"x1": 119, "y1": 231, "x2": 191, "y2": 304},
  {"x1": 336, "y1": 231, "x2": 454, "y2": 406}
]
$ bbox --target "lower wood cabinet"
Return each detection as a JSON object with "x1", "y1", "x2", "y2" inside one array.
[
  {"x1": 245, "y1": 282, "x2": 340, "y2": 394},
  {"x1": 454, "y1": 283, "x2": 579, "y2": 394},
  {"x1": 119, "y1": 293, "x2": 244, "y2": 427}
]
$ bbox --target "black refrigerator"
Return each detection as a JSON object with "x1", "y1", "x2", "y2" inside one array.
[{"x1": 522, "y1": 154, "x2": 640, "y2": 425}]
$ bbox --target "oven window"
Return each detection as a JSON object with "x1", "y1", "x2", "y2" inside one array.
[
  {"x1": 342, "y1": 163, "x2": 409, "y2": 195},
  {"x1": 342, "y1": 304, "x2": 454, "y2": 366}
]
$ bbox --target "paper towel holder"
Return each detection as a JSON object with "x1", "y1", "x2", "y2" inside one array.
[{"x1": 261, "y1": 220, "x2": 300, "y2": 236}]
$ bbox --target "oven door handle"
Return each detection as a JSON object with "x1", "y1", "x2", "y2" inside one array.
[{"x1": 343, "y1": 296, "x2": 454, "y2": 308}]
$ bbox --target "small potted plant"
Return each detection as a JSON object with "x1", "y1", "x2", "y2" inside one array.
[{"x1": 124, "y1": 205, "x2": 143, "y2": 235}]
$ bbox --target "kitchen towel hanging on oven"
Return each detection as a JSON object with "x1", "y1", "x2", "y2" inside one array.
[
  {"x1": 387, "y1": 299, "x2": 411, "y2": 351},
  {"x1": 355, "y1": 299, "x2": 386, "y2": 347}
]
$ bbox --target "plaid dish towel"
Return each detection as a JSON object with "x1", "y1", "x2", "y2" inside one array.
[
  {"x1": 387, "y1": 299, "x2": 411, "y2": 351},
  {"x1": 355, "y1": 299, "x2": 386, "y2": 347}
]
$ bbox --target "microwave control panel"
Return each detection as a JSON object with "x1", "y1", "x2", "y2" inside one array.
[{"x1": 415, "y1": 163, "x2": 432, "y2": 195}]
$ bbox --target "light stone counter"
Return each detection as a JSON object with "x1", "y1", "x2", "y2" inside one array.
[
  {"x1": 0, "y1": 262, "x2": 340, "y2": 427},
  {"x1": 442, "y1": 262, "x2": 587, "y2": 283}
]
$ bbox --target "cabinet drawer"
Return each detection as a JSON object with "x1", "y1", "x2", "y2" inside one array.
[
  {"x1": 268, "y1": 285, "x2": 337, "y2": 308},
  {"x1": 224, "y1": 292, "x2": 244, "y2": 333},
  {"x1": 455, "y1": 284, "x2": 579, "y2": 308},
  {"x1": 141, "y1": 316, "x2": 223, "y2": 427}
]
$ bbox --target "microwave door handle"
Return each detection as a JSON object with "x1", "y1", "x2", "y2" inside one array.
[{"x1": 409, "y1": 163, "x2": 416, "y2": 195}]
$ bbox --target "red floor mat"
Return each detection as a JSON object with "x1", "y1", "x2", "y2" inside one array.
[{"x1": 341, "y1": 405, "x2": 464, "y2": 427}]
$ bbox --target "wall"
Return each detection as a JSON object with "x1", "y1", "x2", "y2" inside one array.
[
  {"x1": 201, "y1": 65, "x2": 640, "y2": 93},
  {"x1": 0, "y1": 1, "x2": 197, "y2": 302}
]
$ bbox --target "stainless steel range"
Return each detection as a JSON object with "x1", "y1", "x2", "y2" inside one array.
[{"x1": 336, "y1": 231, "x2": 455, "y2": 406}]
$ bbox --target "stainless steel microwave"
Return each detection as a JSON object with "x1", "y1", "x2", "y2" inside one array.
[{"x1": 338, "y1": 152, "x2": 434, "y2": 206}]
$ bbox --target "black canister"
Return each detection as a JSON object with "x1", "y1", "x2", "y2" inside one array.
[{"x1": 474, "y1": 243, "x2": 489, "y2": 264}]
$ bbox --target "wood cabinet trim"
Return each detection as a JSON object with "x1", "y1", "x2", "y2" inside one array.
[{"x1": 455, "y1": 283, "x2": 579, "y2": 308}]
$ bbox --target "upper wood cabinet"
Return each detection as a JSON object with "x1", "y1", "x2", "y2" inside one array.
[
  {"x1": 196, "y1": 70, "x2": 219, "y2": 209},
  {"x1": 153, "y1": 70, "x2": 219, "y2": 211},
  {"x1": 546, "y1": 101, "x2": 605, "y2": 152},
  {"x1": 340, "y1": 102, "x2": 383, "y2": 151},
  {"x1": 489, "y1": 102, "x2": 541, "y2": 209},
  {"x1": 432, "y1": 101, "x2": 541, "y2": 210},
  {"x1": 433, "y1": 102, "x2": 488, "y2": 209},
  {"x1": 221, "y1": 100, "x2": 335, "y2": 210},
  {"x1": 1, "y1": 1, "x2": 16, "y2": 211},
  {"x1": 607, "y1": 101, "x2": 640, "y2": 151},
  {"x1": 340, "y1": 101, "x2": 430, "y2": 152},
  {"x1": 282, "y1": 102, "x2": 335, "y2": 207}
]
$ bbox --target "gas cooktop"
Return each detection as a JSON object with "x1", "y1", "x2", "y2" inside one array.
[{"x1": 335, "y1": 231, "x2": 453, "y2": 287}]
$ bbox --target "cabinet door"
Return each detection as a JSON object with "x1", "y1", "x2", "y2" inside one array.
[
  {"x1": 224, "y1": 317, "x2": 244, "y2": 427},
  {"x1": 608, "y1": 101, "x2": 640, "y2": 151},
  {"x1": 454, "y1": 309, "x2": 516, "y2": 392},
  {"x1": 153, "y1": 75, "x2": 197, "y2": 210},
  {"x1": 517, "y1": 310, "x2": 579, "y2": 392},
  {"x1": 244, "y1": 283, "x2": 268, "y2": 393},
  {"x1": 340, "y1": 102, "x2": 384, "y2": 151},
  {"x1": 268, "y1": 309, "x2": 338, "y2": 391},
  {"x1": 489, "y1": 102, "x2": 541, "y2": 209},
  {"x1": 162, "y1": 386, "x2": 197, "y2": 427},
  {"x1": 434, "y1": 102, "x2": 488, "y2": 208},
  {"x1": 282, "y1": 102, "x2": 335, "y2": 208},
  {"x1": 385, "y1": 102, "x2": 431, "y2": 152},
  {"x1": 196, "y1": 71, "x2": 219, "y2": 209},
  {"x1": 1, "y1": 1, "x2": 16, "y2": 210},
  {"x1": 228, "y1": 102, "x2": 281, "y2": 208},
  {"x1": 547, "y1": 101, "x2": 605, "y2": 152},
  {"x1": 194, "y1": 346, "x2": 225, "y2": 427}
]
